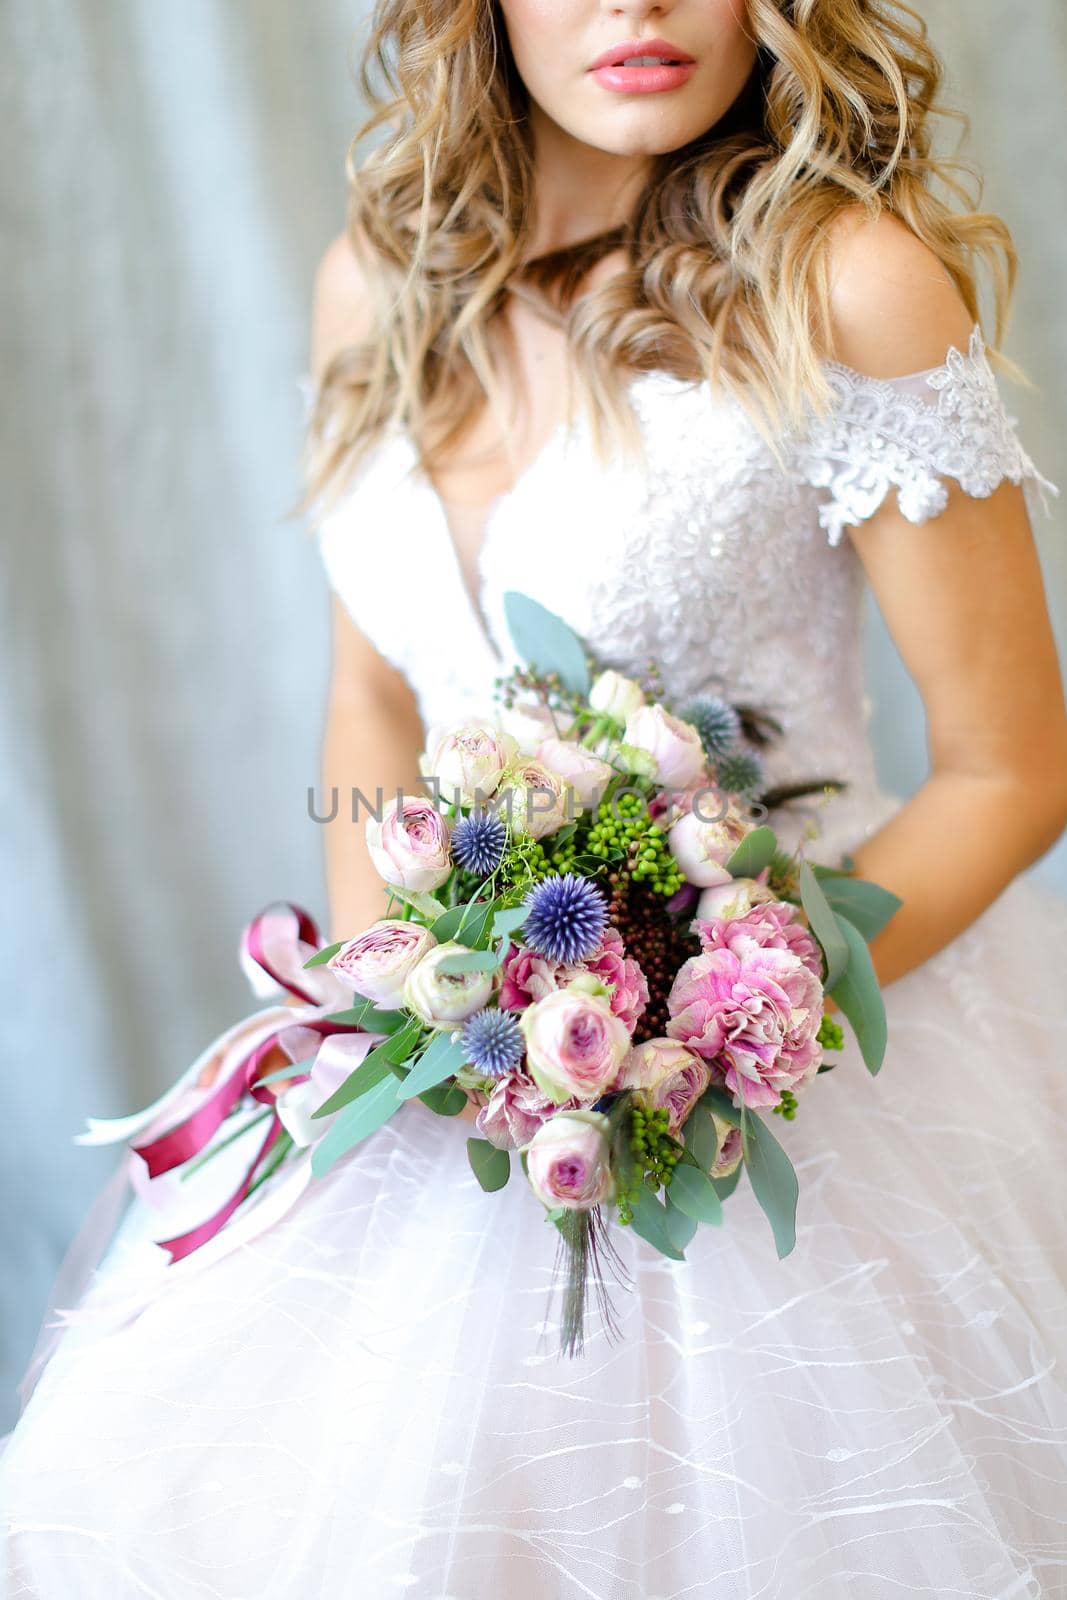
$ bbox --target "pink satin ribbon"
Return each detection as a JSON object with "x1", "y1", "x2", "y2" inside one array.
[{"x1": 131, "y1": 902, "x2": 364, "y2": 1263}]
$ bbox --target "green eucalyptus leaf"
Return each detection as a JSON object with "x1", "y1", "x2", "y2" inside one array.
[
  {"x1": 395, "y1": 1031, "x2": 468, "y2": 1101},
  {"x1": 303, "y1": 940, "x2": 344, "y2": 969},
  {"x1": 828, "y1": 912, "x2": 887, "y2": 1074},
  {"x1": 725, "y1": 825, "x2": 778, "y2": 878},
  {"x1": 664, "y1": 1196, "x2": 700, "y2": 1252},
  {"x1": 799, "y1": 860, "x2": 849, "y2": 989},
  {"x1": 435, "y1": 947, "x2": 502, "y2": 975},
  {"x1": 740, "y1": 1102, "x2": 798, "y2": 1259},
  {"x1": 699, "y1": 1085, "x2": 742, "y2": 1128},
  {"x1": 322, "y1": 1002, "x2": 407, "y2": 1032},
  {"x1": 503, "y1": 591, "x2": 590, "y2": 697},
  {"x1": 385, "y1": 885, "x2": 449, "y2": 921},
  {"x1": 628, "y1": 1183, "x2": 687, "y2": 1261},
  {"x1": 466, "y1": 1137, "x2": 511, "y2": 1192},
  {"x1": 711, "y1": 1165, "x2": 743, "y2": 1202},
  {"x1": 310, "y1": 1017, "x2": 421, "y2": 1119},
  {"x1": 491, "y1": 905, "x2": 530, "y2": 940},
  {"x1": 665, "y1": 1164, "x2": 724, "y2": 1226},
  {"x1": 682, "y1": 1100, "x2": 720, "y2": 1170},
  {"x1": 455, "y1": 899, "x2": 498, "y2": 948},
  {"x1": 820, "y1": 877, "x2": 903, "y2": 942},
  {"x1": 417, "y1": 1079, "x2": 470, "y2": 1116},
  {"x1": 310, "y1": 1075, "x2": 403, "y2": 1177}
]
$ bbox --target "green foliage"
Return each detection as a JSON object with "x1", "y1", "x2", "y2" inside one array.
[
  {"x1": 725, "y1": 825, "x2": 778, "y2": 878},
  {"x1": 799, "y1": 860, "x2": 850, "y2": 989},
  {"x1": 740, "y1": 1101, "x2": 798, "y2": 1259},
  {"x1": 503, "y1": 591, "x2": 591, "y2": 697},
  {"x1": 395, "y1": 1031, "x2": 468, "y2": 1101},
  {"x1": 827, "y1": 913, "x2": 887, "y2": 1074},
  {"x1": 466, "y1": 1138, "x2": 511, "y2": 1192}
]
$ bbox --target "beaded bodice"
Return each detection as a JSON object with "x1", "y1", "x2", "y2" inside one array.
[{"x1": 315, "y1": 328, "x2": 1054, "y2": 863}]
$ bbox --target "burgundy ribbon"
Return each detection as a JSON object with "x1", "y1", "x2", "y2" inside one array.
[{"x1": 131, "y1": 902, "x2": 361, "y2": 1263}]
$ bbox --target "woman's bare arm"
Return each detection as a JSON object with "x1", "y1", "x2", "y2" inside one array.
[
  {"x1": 312, "y1": 234, "x2": 485, "y2": 1123},
  {"x1": 822, "y1": 213, "x2": 1067, "y2": 989}
]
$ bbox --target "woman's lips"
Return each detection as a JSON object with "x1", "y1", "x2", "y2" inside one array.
[{"x1": 590, "y1": 60, "x2": 697, "y2": 94}]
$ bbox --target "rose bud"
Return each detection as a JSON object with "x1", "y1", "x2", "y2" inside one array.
[{"x1": 525, "y1": 1110, "x2": 615, "y2": 1210}]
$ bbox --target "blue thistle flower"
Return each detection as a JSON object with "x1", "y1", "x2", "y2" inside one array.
[
  {"x1": 715, "y1": 749, "x2": 765, "y2": 796},
  {"x1": 461, "y1": 1006, "x2": 524, "y2": 1077},
  {"x1": 522, "y1": 872, "x2": 609, "y2": 965},
  {"x1": 452, "y1": 810, "x2": 507, "y2": 875},
  {"x1": 682, "y1": 696, "x2": 741, "y2": 758}
]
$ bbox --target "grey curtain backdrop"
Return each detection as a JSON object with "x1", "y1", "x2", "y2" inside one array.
[{"x1": 3, "y1": 1, "x2": 1065, "y2": 1431}]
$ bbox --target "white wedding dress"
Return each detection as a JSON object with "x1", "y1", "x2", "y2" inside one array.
[{"x1": 4, "y1": 328, "x2": 1067, "y2": 1599}]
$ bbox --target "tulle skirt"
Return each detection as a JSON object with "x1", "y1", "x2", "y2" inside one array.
[{"x1": 3, "y1": 864, "x2": 1067, "y2": 1599}]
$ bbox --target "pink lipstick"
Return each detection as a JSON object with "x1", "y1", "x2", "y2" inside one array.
[{"x1": 588, "y1": 37, "x2": 696, "y2": 95}]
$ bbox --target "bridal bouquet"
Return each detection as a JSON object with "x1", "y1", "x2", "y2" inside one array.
[{"x1": 82, "y1": 592, "x2": 900, "y2": 1355}]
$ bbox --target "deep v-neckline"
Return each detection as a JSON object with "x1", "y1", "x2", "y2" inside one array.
[{"x1": 395, "y1": 411, "x2": 583, "y2": 657}]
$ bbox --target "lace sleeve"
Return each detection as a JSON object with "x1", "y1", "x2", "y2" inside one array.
[{"x1": 797, "y1": 325, "x2": 1059, "y2": 547}]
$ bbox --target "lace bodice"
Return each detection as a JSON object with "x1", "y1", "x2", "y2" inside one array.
[{"x1": 314, "y1": 327, "x2": 1055, "y2": 863}]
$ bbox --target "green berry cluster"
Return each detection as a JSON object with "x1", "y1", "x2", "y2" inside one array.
[
  {"x1": 496, "y1": 833, "x2": 553, "y2": 903},
  {"x1": 615, "y1": 1103, "x2": 683, "y2": 1224},
  {"x1": 816, "y1": 1014, "x2": 845, "y2": 1050},
  {"x1": 772, "y1": 1089, "x2": 799, "y2": 1121},
  {"x1": 585, "y1": 795, "x2": 685, "y2": 897}
]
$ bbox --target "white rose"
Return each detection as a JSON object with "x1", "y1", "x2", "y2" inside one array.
[
  {"x1": 622, "y1": 704, "x2": 706, "y2": 788},
  {"x1": 423, "y1": 719, "x2": 518, "y2": 808},
  {"x1": 535, "y1": 737, "x2": 615, "y2": 808},
  {"x1": 589, "y1": 669, "x2": 646, "y2": 721},
  {"x1": 493, "y1": 760, "x2": 581, "y2": 840},
  {"x1": 402, "y1": 940, "x2": 495, "y2": 1029},
  {"x1": 496, "y1": 700, "x2": 560, "y2": 756},
  {"x1": 668, "y1": 801, "x2": 751, "y2": 887},
  {"x1": 695, "y1": 877, "x2": 778, "y2": 922}
]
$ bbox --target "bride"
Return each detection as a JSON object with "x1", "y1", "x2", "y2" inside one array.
[{"x1": 4, "y1": 0, "x2": 1067, "y2": 1595}]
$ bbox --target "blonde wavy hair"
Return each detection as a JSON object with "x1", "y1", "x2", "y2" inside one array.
[{"x1": 301, "y1": 0, "x2": 1017, "y2": 519}]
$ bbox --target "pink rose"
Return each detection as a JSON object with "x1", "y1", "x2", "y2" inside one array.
[
  {"x1": 535, "y1": 736, "x2": 615, "y2": 808},
  {"x1": 695, "y1": 900, "x2": 823, "y2": 980},
  {"x1": 326, "y1": 920, "x2": 438, "y2": 1006},
  {"x1": 365, "y1": 794, "x2": 452, "y2": 892},
  {"x1": 622, "y1": 704, "x2": 707, "y2": 788},
  {"x1": 710, "y1": 1119, "x2": 742, "y2": 1178},
  {"x1": 614, "y1": 1037, "x2": 711, "y2": 1135},
  {"x1": 525, "y1": 1110, "x2": 615, "y2": 1210},
  {"x1": 665, "y1": 944, "x2": 823, "y2": 1110},
  {"x1": 474, "y1": 1070, "x2": 577, "y2": 1151},
  {"x1": 520, "y1": 987, "x2": 632, "y2": 1105}
]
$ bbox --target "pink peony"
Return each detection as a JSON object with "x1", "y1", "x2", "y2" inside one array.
[
  {"x1": 613, "y1": 1037, "x2": 711, "y2": 1135},
  {"x1": 474, "y1": 1070, "x2": 577, "y2": 1151},
  {"x1": 665, "y1": 944, "x2": 823, "y2": 1110},
  {"x1": 499, "y1": 942, "x2": 566, "y2": 1010},
  {"x1": 694, "y1": 899, "x2": 823, "y2": 980},
  {"x1": 525, "y1": 1111, "x2": 615, "y2": 1210},
  {"x1": 582, "y1": 926, "x2": 650, "y2": 1032},
  {"x1": 500, "y1": 929, "x2": 649, "y2": 1033}
]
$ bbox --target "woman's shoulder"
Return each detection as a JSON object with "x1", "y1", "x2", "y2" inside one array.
[
  {"x1": 820, "y1": 208, "x2": 977, "y2": 380},
  {"x1": 310, "y1": 230, "x2": 377, "y2": 382}
]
